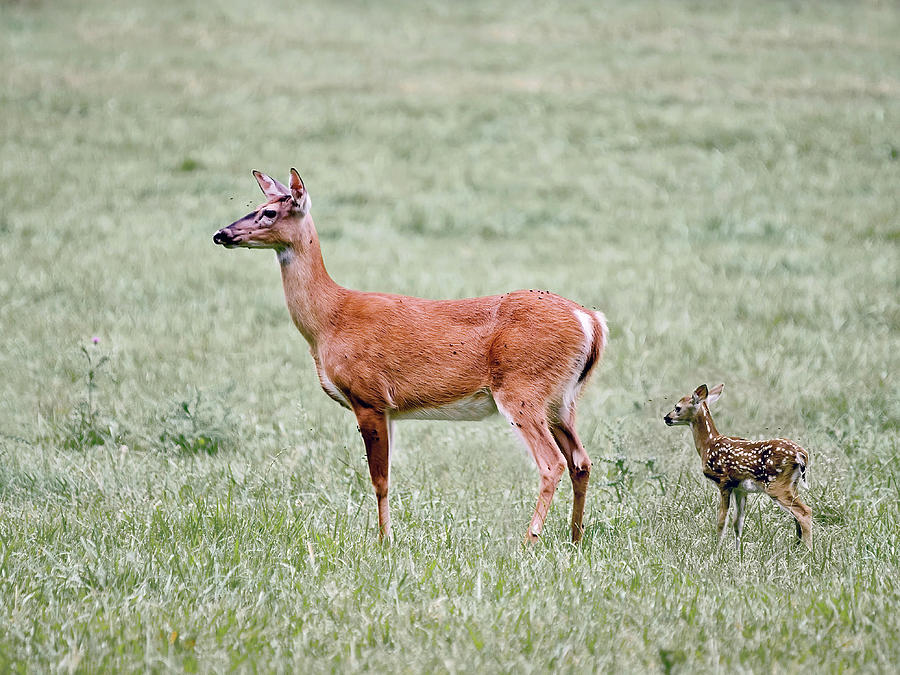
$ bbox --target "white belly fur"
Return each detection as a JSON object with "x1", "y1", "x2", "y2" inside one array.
[
  {"x1": 737, "y1": 479, "x2": 765, "y2": 494},
  {"x1": 392, "y1": 390, "x2": 498, "y2": 421}
]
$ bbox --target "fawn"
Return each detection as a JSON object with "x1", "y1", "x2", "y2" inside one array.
[
  {"x1": 213, "y1": 170, "x2": 608, "y2": 543},
  {"x1": 664, "y1": 384, "x2": 811, "y2": 547}
]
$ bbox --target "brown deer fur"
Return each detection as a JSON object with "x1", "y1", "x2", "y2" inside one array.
[
  {"x1": 664, "y1": 384, "x2": 812, "y2": 547},
  {"x1": 214, "y1": 170, "x2": 608, "y2": 543}
]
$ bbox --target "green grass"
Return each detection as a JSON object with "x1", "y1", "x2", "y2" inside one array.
[{"x1": 1, "y1": 0, "x2": 899, "y2": 670}]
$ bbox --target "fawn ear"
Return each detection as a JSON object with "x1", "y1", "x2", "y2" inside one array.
[
  {"x1": 253, "y1": 171, "x2": 289, "y2": 199},
  {"x1": 290, "y1": 168, "x2": 311, "y2": 215},
  {"x1": 706, "y1": 383, "x2": 724, "y2": 406},
  {"x1": 692, "y1": 384, "x2": 709, "y2": 404}
]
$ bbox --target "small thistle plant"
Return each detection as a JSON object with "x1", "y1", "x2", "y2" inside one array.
[{"x1": 64, "y1": 337, "x2": 110, "y2": 449}]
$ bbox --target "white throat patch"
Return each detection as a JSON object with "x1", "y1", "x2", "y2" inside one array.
[{"x1": 277, "y1": 248, "x2": 295, "y2": 266}]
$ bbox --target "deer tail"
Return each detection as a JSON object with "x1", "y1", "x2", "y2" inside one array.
[{"x1": 796, "y1": 450, "x2": 809, "y2": 490}]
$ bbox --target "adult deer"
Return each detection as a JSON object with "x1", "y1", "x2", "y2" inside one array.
[{"x1": 213, "y1": 170, "x2": 608, "y2": 543}]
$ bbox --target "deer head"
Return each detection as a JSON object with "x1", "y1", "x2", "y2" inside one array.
[
  {"x1": 213, "y1": 169, "x2": 311, "y2": 250},
  {"x1": 663, "y1": 383, "x2": 724, "y2": 426}
]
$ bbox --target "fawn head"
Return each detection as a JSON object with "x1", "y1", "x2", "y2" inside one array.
[
  {"x1": 664, "y1": 383, "x2": 724, "y2": 426},
  {"x1": 213, "y1": 169, "x2": 311, "y2": 250}
]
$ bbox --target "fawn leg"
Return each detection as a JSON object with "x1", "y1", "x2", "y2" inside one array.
[
  {"x1": 767, "y1": 479, "x2": 812, "y2": 549},
  {"x1": 732, "y1": 490, "x2": 747, "y2": 541},
  {"x1": 716, "y1": 487, "x2": 732, "y2": 543}
]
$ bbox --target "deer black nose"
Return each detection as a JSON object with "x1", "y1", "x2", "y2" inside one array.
[
  {"x1": 213, "y1": 229, "x2": 231, "y2": 245},
  {"x1": 663, "y1": 415, "x2": 672, "y2": 426}
]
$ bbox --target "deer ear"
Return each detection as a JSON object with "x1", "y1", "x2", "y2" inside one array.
[
  {"x1": 253, "y1": 170, "x2": 289, "y2": 199},
  {"x1": 706, "y1": 383, "x2": 724, "y2": 406},
  {"x1": 290, "y1": 168, "x2": 311, "y2": 215},
  {"x1": 692, "y1": 384, "x2": 708, "y2": 404}
]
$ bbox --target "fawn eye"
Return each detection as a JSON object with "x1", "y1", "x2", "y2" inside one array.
[{"x1": 262, "y1": 209, "x2": 277, "y2": 219}]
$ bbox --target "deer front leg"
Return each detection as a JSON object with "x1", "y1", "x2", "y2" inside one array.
[
  {"x1": 353, "y1": 405, "x2": 392, "y2": 542},
  {"x1": 716, "y1": 487, "x2": 732, "y2": 543},
  {"x1": 732, "y1": 490, "x2": 747, "y2": 541}
]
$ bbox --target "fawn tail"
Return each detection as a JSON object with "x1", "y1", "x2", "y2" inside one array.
[{"x1": 796, "y1": 451, "x2": 809, "y2": 489}]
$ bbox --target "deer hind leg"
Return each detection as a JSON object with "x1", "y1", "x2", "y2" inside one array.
[
  {"x1": 549, "y1": 415, "x2": 592, "y2": 543},
  {"x1": 353, "y1": 405, "x2": 392, "y2": 542},
  {"x1": 767, "y1": 478, "x2": 812, "y2": 549},
  {"x1": 495, "y1": 391, "x2": 567, "y2": 543}
]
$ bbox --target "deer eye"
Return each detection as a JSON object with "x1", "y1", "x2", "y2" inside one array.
[{"x1": 262, "y1": 209, "x2": 277, "y2": 219}]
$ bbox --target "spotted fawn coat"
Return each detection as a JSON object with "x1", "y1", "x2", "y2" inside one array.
[{"x1": 664, "y1": 384, "x2": 812, "y2": 546}]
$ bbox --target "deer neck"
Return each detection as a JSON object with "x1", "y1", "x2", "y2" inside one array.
[
  {"x1": 690, "y1": 404, "x2": 719, "y2": 460},
  {"x1": 277, "y1": 215, "x2": 344, "y2": 346}
]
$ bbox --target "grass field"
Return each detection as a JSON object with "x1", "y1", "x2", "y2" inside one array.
[{"x1": 1, "y1": 0, "x2": 899, "y2": 671}]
